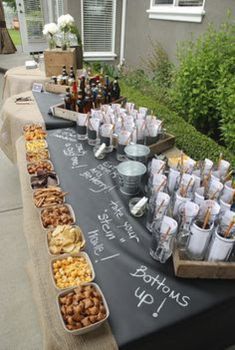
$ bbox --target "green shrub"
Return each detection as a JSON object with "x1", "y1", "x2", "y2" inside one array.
[
  {"x1": 171, "y1": 17, "x2": 235, "y2": 146},
  {"x1": 120, "y1": 81, "x2": 235, "y2": 166},
  {"x1": 217, "y1": 57, "x2": 235, "y2": 152},
  {"x1": 143, "y1": 41, "x2": 173, "y2": 89}
]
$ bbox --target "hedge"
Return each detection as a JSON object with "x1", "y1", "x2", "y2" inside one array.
[{"x1": 120, "y1": 81, "x2": 235, "y2": 166}]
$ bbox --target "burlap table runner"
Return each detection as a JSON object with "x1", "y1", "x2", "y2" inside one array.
[
  {"x1": 16, "y1": 136, "x2": 118, "y2": 350},
  {"x1": 3, "y1": 66, "x2": 49, "y2": 102},
  {"x1": 0, "y1": 91, "x2": 44, "y2": 163}
]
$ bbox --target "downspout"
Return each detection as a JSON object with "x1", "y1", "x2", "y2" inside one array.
[{"x1": 120, "y1": 0, "x2": 127, "y2": 66}]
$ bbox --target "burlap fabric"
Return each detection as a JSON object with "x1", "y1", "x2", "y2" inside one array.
[
  {"x1": 17, "y1": 136, "x2": 118, "y2": 350},
  {"x1": 0, "y1": 91, "x2": 44, "y2": 163},
  {"x1": 3, "y1": 66, "x2": 49, "y2": 101}
]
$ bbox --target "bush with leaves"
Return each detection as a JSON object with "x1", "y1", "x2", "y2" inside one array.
[
  {"x1": 217, "y1": 56, "x2": 235, "y2": 152},
  {"x1": 170, "y1": 16, "x2": 235, "y2": 146}
]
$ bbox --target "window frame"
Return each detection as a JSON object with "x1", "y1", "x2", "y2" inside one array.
[
  {"x1": 81, "y1": 0, "x2": 117, "y2": 61},
  {"x1": 147, "y1": 0, "x2": 206, "y2": 23}
]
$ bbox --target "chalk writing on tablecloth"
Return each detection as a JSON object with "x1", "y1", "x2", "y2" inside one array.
[
  {"x1": 79, "y1": 161, "x2": 117, "y2": 193},
  {"x1": 130, "y1": 265, "x2": 191, "y2": 318},
  {"x1": 87, "y1": 200, "x2": 140, "y2": 263},
  {"x1": 50, "y1": 128, "x2": 77, "y2": 143},
  {"x1": 62, "y1": 142, "x2": 87, "y2": 169}
]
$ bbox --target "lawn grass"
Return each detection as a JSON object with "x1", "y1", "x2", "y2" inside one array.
[{"x1": 8, "y1": 29, "x2": 22, "y2": 46}]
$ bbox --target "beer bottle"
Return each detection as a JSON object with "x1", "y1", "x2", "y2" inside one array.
[
  {"x1": 83, "y1": 85, "x2": 93, "y2": 113},
  {"x1": 80, "y1": 75, "x2": 86, "y2": 99},
  {"x1": 68, "y1": 66, "x2": 75, "y2": 86},
  {"x1": 96, "y1": 83, "x2": 104, "y2": 108},
  {"x1": 111, "y1": 77, "x2": 120, "y2": 101},
  {"x1": 76, "y1": 89, "x2": 84, "y2": 113},
  {"x1": 62, "y1": 65, "x2": 68, "y2": 76},
  {"x1": 69, "y1": 66, "x2": 75, "y2": 79},
  {"x1": 71, "y1": 81, "x2": 78, "y2": 111},
  {"x1": 62, "y1": 67, "x2": 68, "y2": 86},
  {"x1": 91, "y1": 82, "x2": 98, "y2": 106},
  {"x1": 64, "y1": 87, "x2": 72, "y2": 110}
]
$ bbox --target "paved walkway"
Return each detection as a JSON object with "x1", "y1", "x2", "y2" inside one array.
[{"x1": 0, "y1": 70, "x2": 42, "y2": 349}]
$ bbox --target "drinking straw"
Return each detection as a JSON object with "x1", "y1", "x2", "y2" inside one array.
[
  {"x1": 180, "y1": 150, "x2": 184, "y2": 171},
  {"x1": 156, "y1": 179, "x2": 167, "y2": 193},
  {"x1": 210, "y1": 188, "x2": 220, "y2": 200},
  {"x1": 224, "y1": 218, "x2": 235, "y2": 238},
  {"x1": 155, "y1": 199, "x2": 165, "y2": 216},
  {"x1": 125, "y1": 133, "x2": 132, "y2": 145},
  {"x1": 218, "y1": 153, "x2": 223, "y2": 170},
  {"x1": 157, "y1": 163, "x2": 165, "y2": 174},
  {"x1": 224, "y1": 170, "x2": 233, "y2": 183},
  {"x1": 162, "y1": 226, "x2": 171, "y2": 241},
  {"x1": 202, "y1": 208, "x2": 211, "y2": 229},
  {"x1": 183, "y1": 177, "x2": 194, "y2": 197}
]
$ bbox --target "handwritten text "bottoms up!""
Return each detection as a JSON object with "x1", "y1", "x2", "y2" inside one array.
[{"x1": 130, "y1": 265, "x2": 191, "y2": 318}]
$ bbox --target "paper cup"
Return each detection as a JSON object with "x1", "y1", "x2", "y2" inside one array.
[
  {"x1": 219, "y1": 198, "x2": 231, "y2": 216},
  {"x1": 198, "y1": 200, "x2": 220, "y2": 225},
  {"x1": 194, "y1": 187, "x2": 205, "y2": 206},
  {"x1": 206, "y1": 228, "x2": 235, "y2": 262},
  {"x1": 150, "y1": 159, "x2": 165, "y2": 175},
  {"x1": 152, "y1": 173, "x2": 167, "y2": 194},
  {"x1": 203, "y1": 158, "x2": 213, "y2": 176},
  {"x1": 172, "y1": 190, "x2": 190, "y2": 218},
  {"x1": 208, "y1": 178, "x2": 223, "y2": 200},
  {"x1": 218, "y1": 159, "x2": 230, "y2": 177},
  {"x1": 154, "y1": 192, "x2": 170, "y2": 221},
  {"x1": 168, "y1": 168, "x2": 180, "y2": 194},
  {"x1": 220, "y1": 210, "x2": 235, "y2": 227},
  {"x1": 220, "y1": 181, "x2": 235, "y2": 203},
  {"x1": 186, "y1": 222, "x2": 214, "y2": 260}
]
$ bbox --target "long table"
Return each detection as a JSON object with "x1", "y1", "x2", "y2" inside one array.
[{"x1": 17, "y1": 126, "x2": 235, "y2": 350}]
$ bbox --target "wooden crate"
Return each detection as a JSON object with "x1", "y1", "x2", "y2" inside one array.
[
  {"x1": 173, "y1": 248, "x2": 235, "y2": 279},
  {"x1": 45, "y1": 83, "x2": 68, "y2": 94},
  {"x1": 149, "y1": 133, "x2": 175, "y2": 155},
  {"x1": 44, "y1": 48, "x2": 77, "y2": 77}
]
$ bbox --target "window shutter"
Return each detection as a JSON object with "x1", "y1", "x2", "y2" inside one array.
[
  {"x1": 83, "y1": 0, "x2": 114, "y2": 53},
  {"x1": 178, "y1": 0, "x2": 203, "y2": 6}
]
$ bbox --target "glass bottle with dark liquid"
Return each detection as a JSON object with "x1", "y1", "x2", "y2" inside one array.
[{"x1": 64, "y1": 87, "x2": 72, "y2": 110}]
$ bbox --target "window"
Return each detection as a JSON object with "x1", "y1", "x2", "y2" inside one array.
[
  {"x1": 81, "y1": 0, "x2": 117, "y2": 60},
  {"x1": 147, "y1": 0, "x2": 205, "y2": 23}
]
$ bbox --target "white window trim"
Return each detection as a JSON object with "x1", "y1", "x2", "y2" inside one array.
[
  {"x1": 81, "y1": 0, "x2": 117, "y2": 60},
  {"x1": 83, "y1": 52, "x2": 117, "y2": 61},
  {"x1": 147, "y1": 0, "x2": 206, "y2": 23}
]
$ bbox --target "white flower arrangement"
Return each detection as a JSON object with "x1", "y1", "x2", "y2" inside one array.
[
  {"x1": 43, "y1": 23, "x2": 59, "y2": 36},
  {"x1": 57, "y1": 14, "x2": 75, "y2": 31}
]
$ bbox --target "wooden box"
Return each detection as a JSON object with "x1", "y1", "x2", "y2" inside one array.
[
  {"x1": 44, "y1": 48, "x2": 77, "y2": 77},
  {"x1": 51, "y1": 96, "x2": 127, "y2": 123},
  {"x1": 149, "y1": 133, "x2": 175, "y2": 155},
  {"x1": 51, "y1": 103, "x2": 79, "y2": 122},
  {"x1": 173, "y1": 248, "x2": 235, "y2": 279}
]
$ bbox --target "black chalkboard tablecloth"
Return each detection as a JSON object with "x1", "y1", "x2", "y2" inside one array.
[
  {"x1": 33, "y1": 91, "x2": 75, "y2": 129},
  {"x1": 46, "y1": 127, "x2": 235, "y2": 350}
]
